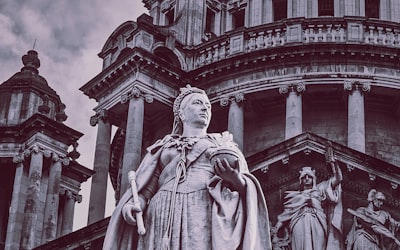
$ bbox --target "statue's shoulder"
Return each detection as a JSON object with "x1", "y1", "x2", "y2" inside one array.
[
  {"x1": 146, "y1": 134, "x2": 173, "y2": 153},
  {"x1": 208, "y1": 131, "x2": 236, "y2": 146}
]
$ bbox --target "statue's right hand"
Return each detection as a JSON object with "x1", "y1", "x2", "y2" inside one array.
[{"x1": 122, "y1": 201, "x2": 142, "y2": 225}]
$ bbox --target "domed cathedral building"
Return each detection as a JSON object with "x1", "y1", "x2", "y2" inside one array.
[
  {"x1": 0, "y1": 50, "x2": 94, "y2": 250},
  {"x1": 38, "y1": 0, "x2": 400, "y2": 249}
]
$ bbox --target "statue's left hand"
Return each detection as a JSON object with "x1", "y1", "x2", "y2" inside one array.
[{"x1": 214, "y1": 158, "x2": 246, "y2": 195}]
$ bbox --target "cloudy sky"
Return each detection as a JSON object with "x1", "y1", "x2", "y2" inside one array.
[{"x1": 0, "y1": 0, "x2": 147, "y2": 230}]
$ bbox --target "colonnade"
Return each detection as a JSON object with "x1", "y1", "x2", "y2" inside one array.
[
  {"x1": 279, "y1": 80, "x2": 370, "y2": 152},
  {"x1": 7, "y1": 147, "x2": 77, "y2": 250},
  {"x1": 88, "y1": 80, "x2": 371, "y2": 224}
]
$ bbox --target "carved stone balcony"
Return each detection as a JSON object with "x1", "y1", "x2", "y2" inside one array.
[{"x1": 191, "y1": 17, "x2": 400, "y2": 70}]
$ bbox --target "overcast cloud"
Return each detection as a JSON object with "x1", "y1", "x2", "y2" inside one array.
[{"x1": 0, "y1": 0, "x2": 147, "y2": 230}]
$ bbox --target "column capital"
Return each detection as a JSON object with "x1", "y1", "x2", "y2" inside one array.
[
  {"x1": 60, "y1": 188, "x2": 82, "y2": 203},
  {"x1": 121, "y1": 85, "x2": 154, "y2": 104},
  {"x1": 279, "y1": 82, "x2": 306, "y2": 96},
  {"x1": 344, "y1": 80, "x2": 371, "y2": 93},
  {"x1": 90, "y1": 109, "x2": 108, "y2": 126},
  {"x1": 219, "y1": 92, "x2": 245, "y2": 107}
]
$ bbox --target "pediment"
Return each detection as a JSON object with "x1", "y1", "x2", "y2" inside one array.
[{"x1": 247, "y1": 132, "x2": 400, "y2": 210}]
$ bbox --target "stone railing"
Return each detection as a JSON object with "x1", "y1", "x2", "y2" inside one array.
[{"x1": 192, "y1": 17, "x2": 400, "y2": 69}]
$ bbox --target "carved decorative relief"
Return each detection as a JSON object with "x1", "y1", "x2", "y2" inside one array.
[
  {"x1": 219, "y1": 93, "x2": 245, "y2": 107},
  {"x1": 121, "y1": 85, "x2": 154, "y2": 104},
  {"x1": 344, "y1": 80, "x2": 371, "y2": 94},
  {"x1": 279, "y1": 82, "x2": 306, "y2": 96},
  {"x1": 90, "y1": 109, "x2": 108, "y2": 126}
]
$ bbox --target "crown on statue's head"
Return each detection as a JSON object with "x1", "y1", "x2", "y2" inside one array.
[{"x1": 173, "y1": 84, "x2": 206, "y2": 116}]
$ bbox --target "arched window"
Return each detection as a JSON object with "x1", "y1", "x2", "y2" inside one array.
[
  {"x1": 273, "y1": 0, "x2": 287, "y2": 21},
  {"x1": 318, "y1": 0, "x2": 334, "y2": 16},
  {"x1": 366, "y1": 0, "x2": 379, "y2": 18}
]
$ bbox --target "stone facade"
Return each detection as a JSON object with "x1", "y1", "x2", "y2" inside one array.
[{"x1": 38, "y1": 0, "x2": 400, "y2": 249}]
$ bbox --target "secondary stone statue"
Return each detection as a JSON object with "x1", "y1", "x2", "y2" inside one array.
[
  {"x1": 103, "y1": 85, "x2": 272, "y2": 249},
  {"x1": 346, "y1": 189, "x2": 400, "y2": 250},
  {"x1": 272, "y1": 162, "x2": 343, "y2": 250}
]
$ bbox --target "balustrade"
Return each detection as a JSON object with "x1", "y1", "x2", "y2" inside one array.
[{"x1": 192, "y1": 18, "x2": 400, "y2": 70}]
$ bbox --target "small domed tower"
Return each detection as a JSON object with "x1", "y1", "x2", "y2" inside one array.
[
  {"x1": 0, "y1": 50, "x2": 68, "y2": 124},
  {"x1": 0, "y1": 50, "x2": 94, "y2": 250}
]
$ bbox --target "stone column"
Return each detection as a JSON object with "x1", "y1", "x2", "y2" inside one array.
[
  {"x1": 221, "y1": 93, "x2": 245, "y2": 151},
  {"x1": 41, "y1": 154, "x2": 62, "y2": 243},
  {"x1": 87, "y1": 110, "x2": 111, "y2": 225},
  {"x1": 60, "y1": 189, "x2": 81, "y2": 236},
  {"x1": 344, "y1": 81, "x2": 370, "y2": 153},
  {"x1": 6, "y1": 154, "x2": 26, "y2": 250},
  {"x1": 20, "y1": 146, "x2": 43, "y2": 250},
  {"x1": 120, "y1": 86, "x2": 153, "y2": 199},
  {"x1": 280, "y1": 83, "x2": 306, "y2": 140}
]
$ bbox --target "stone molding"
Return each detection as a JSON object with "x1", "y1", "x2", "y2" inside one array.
[{"x1": 279, "y1": 82, "x2": 306, "y2": 96}]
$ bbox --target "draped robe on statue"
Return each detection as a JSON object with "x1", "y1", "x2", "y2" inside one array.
[
  {"x1": 103, "y1": 132, "x2": 272, "y2": 250},
  {"x1": 276, "y1": 178, "x2": 343, "y2": 250},
  {"x1": 346, "y1": 207, "x2": 400, "y2": 250}
]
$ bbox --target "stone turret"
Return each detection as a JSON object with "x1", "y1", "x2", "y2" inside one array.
[
  {"x1": 0, "y1": 50, "x2": 67, "y2": 126},
  {"x1": 0, "y1": 51, "x2": 93, "y2": 250}
]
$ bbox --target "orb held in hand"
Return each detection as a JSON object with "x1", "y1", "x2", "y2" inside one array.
[{"x1": 208, "y1": 146, "x2": 239, "y2": 168}]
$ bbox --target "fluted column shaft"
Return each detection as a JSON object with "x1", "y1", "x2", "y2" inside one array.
[
  {"x1": 87, "y1": 110, "x2": 111, "y2": 225},
  {"x1": 280, "y1": 83, "x2": 305, "y2": 140},
  {"x1": 41, "y1": 157, "x2": 62, "y2": 243},
  {"x1": 20, "y1": 148, "x2": 43, "y2": 250},
  {"x1": 345, "y1": 81, "x2": 370, "y2": 153}
]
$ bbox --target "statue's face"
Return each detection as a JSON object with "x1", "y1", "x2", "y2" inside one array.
[
  {"x1": 372, "y1": 196, "x2": 384, "y2": 209},
  {"x1": 301, "y1": 174, "x2": 314, "y2": 189},
  {"x1": 179, "y1": 93, "x2": 212, "y2": 128}
]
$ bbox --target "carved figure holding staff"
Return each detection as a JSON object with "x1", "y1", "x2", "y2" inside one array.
[
  {"x1": 346, "y1": 189, "x2": 400, "y2": 250},
  {"x1": 272, "y1": 155, "x2": 343, "y2": 250},
  {"x1": 103, "y1": 85, "x2": 272, "y2": 249}
]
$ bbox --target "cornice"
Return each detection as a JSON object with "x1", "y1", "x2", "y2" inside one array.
[
  {"x1": 0, "y1": 113, "x2": 83, "y2": 147},
  {"x1": 247, "y1": 132, "x2": 400, "y2": 186},
  {"x1": 80, "y1": 48, "x2": 184, "y2": 102}
]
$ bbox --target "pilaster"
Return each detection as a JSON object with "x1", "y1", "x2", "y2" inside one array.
[{"x1": 279, "y1": 82, "x2": 306, "y2": 140}]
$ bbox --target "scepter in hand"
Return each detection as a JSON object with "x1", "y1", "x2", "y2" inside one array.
[
  {"x1": 325, "y1": 141, "x2": 342, "y2": 186},
  {"x1": 128, "y1": 171, "x2": 146, "y2": 235}
]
